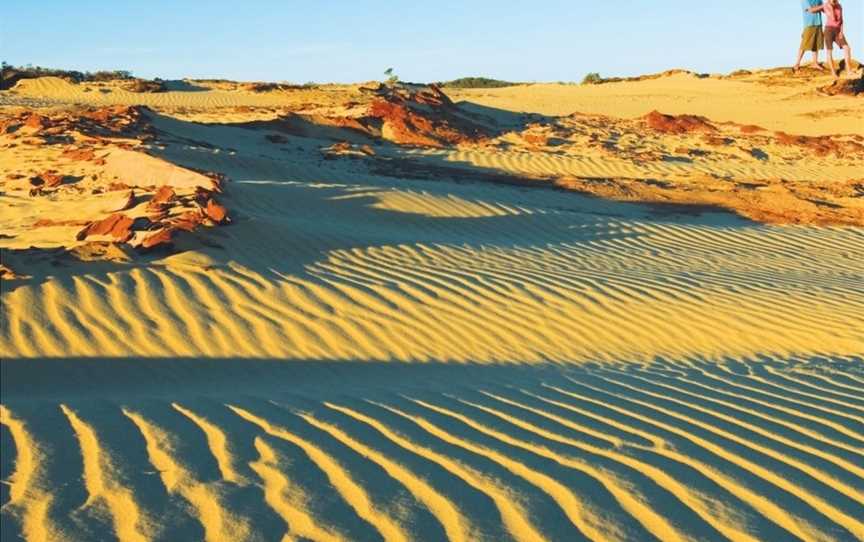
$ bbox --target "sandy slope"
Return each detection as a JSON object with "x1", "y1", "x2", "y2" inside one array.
[
  {"x1": 448, "y1": 71, "x2": 864, "y2": 136},
  {"x1": 2, "y1": 72, "x2": 864, "y2": 541}
]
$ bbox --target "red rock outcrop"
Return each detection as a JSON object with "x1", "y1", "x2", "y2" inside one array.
[
  {"x1": 774, "y1": 131, "x2": 864, "y2": 158},
  {"x1": 365, "y1": 85, "x2": 489, "y2": 147},
  {"x1": 31, "y1": 172, "x2": 65, "y2": 188},
  {"x1": 170, "y1": 211, "x2": 205, "y2": 231},
  {"x1": 76, "y1": 213, "x2": 135, "y2": 242},
  {"x1": 148, "y1": 186, "x2": 176, "y2": 207},
  {"x1": 644, "y1": 111, "x2": 717, "y2": 134},
  {"x1": 66, "y1": 105, "x2": 155, "y2": 140},
  {"x1": 140, "y1": 228, "x2": 174, "y2": 249},
  {"x1": 23, "y1": 113, "x2": 50, "y2": 131},
  {"x1": 205, "y1": 199, "x2": 228, "y2": 223},
  {"x1": 62, "y1": 147, "x2": 97, "y2": 161},
  {"x1": 739, "y1": 124, "x2": 764, "y2": 134},
  {"x1": 1, "y1": 106, "x2": 236, "y2": 260}
]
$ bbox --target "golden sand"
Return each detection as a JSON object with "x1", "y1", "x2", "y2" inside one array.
[{"x1": 1, "y1": 71, "x2": 863, "y2": 541}]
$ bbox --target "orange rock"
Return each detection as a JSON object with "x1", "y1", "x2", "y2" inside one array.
[
  {"x1": 773, "y1": 131, "x2": 862, "y2": 157},
  {"x1": 62, "y1": 147, "x2": 96, "y2": 161},
  {"x1": 739, "y1": 124, "x2": 764, "y2": 134},
  {"x1": 28, "y1": 172, "x2": 65, "y2": 190},
  {"x1": 39, "y1": 172, "x2": 65, "y2": 188},
  {"x1": 149, "y1": 186, "x2": 176, "y2": 208},
  {"x1": 523, "y1": 133, "x2": 549, "y2": 146},
  {"x1": 369, "y1": 99, "x2": 444, "y2": 147},
  {"x1": 23, "y1": 113, "x2": 49, "y2": 131},
  {"x1": 365, "y1": 86, "x2": 489, "y2": 147},
  {"x1": 412, "y1": 85, "x2": 453, "y2": 107},
  {"x1": 644, "y1": 111, "x2": 716, "y2": 134},
  {"x1": 205, "y1": 199, "x2": 228, "y2": 223},
  {"x1": 107, "y1": 182, "x2": 131, "y2": 191},
  {"x1": 76, "y1": 213, "x2": 134, "y2": 242},
  {"x1": 171, "y1": 210, "x2": 205, "y2": 231},
  {"x1": 140, "y1": 227, "x2": 174, "y2": 249}
]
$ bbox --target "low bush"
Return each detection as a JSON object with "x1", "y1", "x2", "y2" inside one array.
[
  {"x1": 438, "y1": 77, "x2": 517, "y2": 89},
  {"x1": 125, "y1": 78, "x2": 167, "y2": 93},
  {"x1": 581, "y1": 72, "x2": 603, "y2": 85},
  {"x1": 0, "y1": 63, "x2": 134, "y2": 90}
]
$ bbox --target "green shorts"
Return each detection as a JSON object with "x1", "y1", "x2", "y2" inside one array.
[{"x1": 801, "y1": 25, "x2": 824, "y2": 52}]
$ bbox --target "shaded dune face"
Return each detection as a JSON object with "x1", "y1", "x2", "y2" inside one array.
[
  {"x1": 2, "y1": 73, "x2": 864, "y2": 541},
  {"x1": 2, "y1": 357, "x2": 864, "y2": 541}
]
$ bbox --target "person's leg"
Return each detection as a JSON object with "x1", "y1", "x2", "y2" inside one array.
[
  {"x1": 825, "y1": 31, "x2": 838, "y2": 78},
  {"x1": 826, "y1": 45, "x2": 837, "y2": 78},
  {"x1": 795, "y1": 27, "x2": 814, "y2": 71},
  {"x1": 809, "y1": 50, "x2": 825, "y2": 70},
  {"x1": 794, "y1": 47, "x2": 807, "y2": 71},
  {"x1": 810, "y1": 27, "x2": 825, "y2": 70},
  {"x1": 842, "y1": 45, "x2": 856, "y2": 76}
]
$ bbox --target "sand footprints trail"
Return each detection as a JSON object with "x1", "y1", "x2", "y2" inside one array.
[{"x1": 2, "y1": 358, "x2": 863, "y2": 541}]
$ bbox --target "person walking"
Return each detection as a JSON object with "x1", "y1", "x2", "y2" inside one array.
[
  {"x1": 795, "y1": 0, "x2": 826, "y2": 72},
  {"x1": 809, "y1": 0, "x2": 859, "y2": 78}
]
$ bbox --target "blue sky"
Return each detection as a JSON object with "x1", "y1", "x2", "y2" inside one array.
[{"x1": 2, "y1": 1, "x2": 862, "y2": 82}]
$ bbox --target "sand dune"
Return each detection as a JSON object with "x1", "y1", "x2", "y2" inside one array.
[
  {"x1": 448, "y1": 71, "x2": 864, "y2": 136},
  {"x1": 6, "y1": 77, "x2": 305, "y2": 110},
  {"x1": 2, "y1": 174, "x2": 863, "y2": 360},
  {"x1": 2, "y1": 357, "x2": 863, "y2": 541},
  {"x1": 2, "y1": 70, "x2": 863, "y2": 541}
]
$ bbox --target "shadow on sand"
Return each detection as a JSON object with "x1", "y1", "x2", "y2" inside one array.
[{"x1": 3, "y1": 354, "x2": 862, "y2": 540}]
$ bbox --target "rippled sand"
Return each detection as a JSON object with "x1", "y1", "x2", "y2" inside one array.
[{"x1": 2, "y1": 72, "x2": 863, "y2": 541}]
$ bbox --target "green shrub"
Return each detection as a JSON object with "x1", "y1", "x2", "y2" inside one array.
[
  {"x1": 581, "y1": 72, "x2": 603, "y2": 85},
  {"x1": 438, "y1": 77, "x2": 516, "y2": 89},
  {"x1": 125, "y1": 78, "x2": 166, "y2": 93},
  {"x1": 384, "y1": 68, "x2": 399, "y2": 86}
]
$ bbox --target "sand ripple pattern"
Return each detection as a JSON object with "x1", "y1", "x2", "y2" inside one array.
[
  {"x1": 2, "y1": 358, "x2": 863, "y2": 541},
  {"x1": 2, "y1": 177, "x2": 863, "y2": 361}
]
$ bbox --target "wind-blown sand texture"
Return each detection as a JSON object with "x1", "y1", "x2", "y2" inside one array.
[{"x1": 2, "y1": 69, "x2": 863, "y2": 541}]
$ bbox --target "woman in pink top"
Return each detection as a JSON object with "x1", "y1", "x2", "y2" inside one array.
[{"x1": 809, "y1": 0, "x2": 858, "y2": 78}]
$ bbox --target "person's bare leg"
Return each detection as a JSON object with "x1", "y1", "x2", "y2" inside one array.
[
  {"x1": 826, "y1": 46, "x2": 838, "y2": 78},
  {"x1": 794, "y1": 47, "x2": 807, "y2": 72},
  {"x1": 841, "y1": 45, "x2": 856, "y2": 76},
  {"x1": 809, "y1": 51, "x2": 825, "y2": 70}
]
